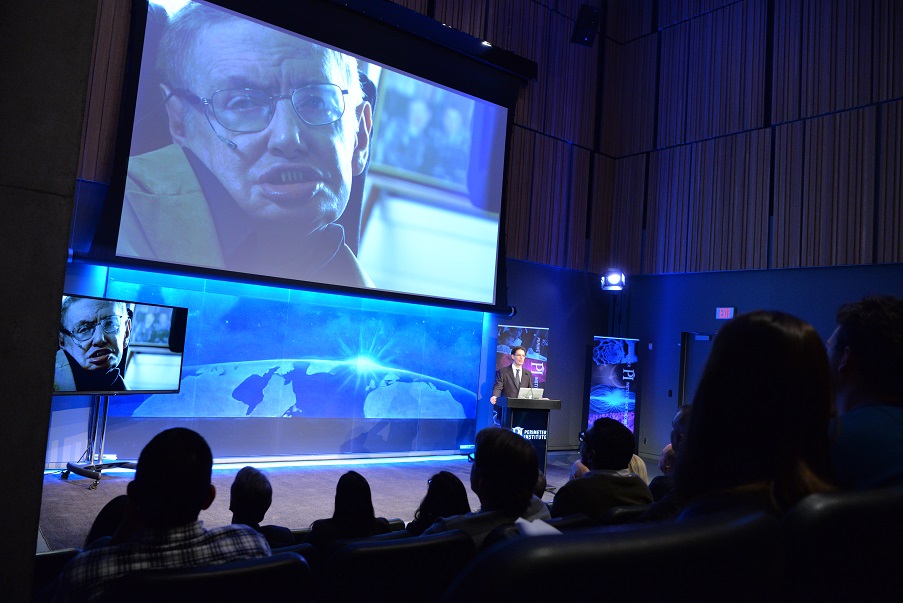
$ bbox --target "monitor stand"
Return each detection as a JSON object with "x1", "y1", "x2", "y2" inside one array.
[{"x1": 61, "y1": 395, "x2": 135, "y2": 489}]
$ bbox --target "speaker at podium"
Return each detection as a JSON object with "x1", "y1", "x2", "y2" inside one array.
[{"x1": 495, "y1": 395, "x2": 561, "y2": 476}]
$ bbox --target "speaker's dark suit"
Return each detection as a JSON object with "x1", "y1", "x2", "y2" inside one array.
[
  {"x1": 492, "y1": 364, "x2": 533, "y2": 399},
  {"x1": 490, "y1": 364, "x2": 533, "y2": 426}
]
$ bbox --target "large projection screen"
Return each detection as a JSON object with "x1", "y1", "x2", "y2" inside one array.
[{"x1": 112, "y1": 0, "x2": 509, "y2": 308}]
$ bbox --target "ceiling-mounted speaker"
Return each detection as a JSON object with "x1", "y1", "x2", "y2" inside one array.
[{"x1": 571, "y1": 4, "x2": 601, "y2": 47}]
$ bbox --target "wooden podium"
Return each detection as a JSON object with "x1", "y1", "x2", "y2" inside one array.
[{"x1": 496, "y1": 397, "x2": 561, "y2": 476}]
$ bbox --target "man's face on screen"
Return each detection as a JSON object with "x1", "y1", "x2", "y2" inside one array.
[
  {"x1": 59, "y1": 299, "x2": 131, "y2": 372},
  {"x1": 170, "y1": 20, "x2": 371, "y2": 236}
]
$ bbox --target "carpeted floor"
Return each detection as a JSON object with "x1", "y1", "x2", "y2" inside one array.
[{"x1": 39, "y1": 451, "x2": 590, "y2": 551}]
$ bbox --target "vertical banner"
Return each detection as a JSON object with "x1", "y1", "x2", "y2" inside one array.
[
  {"x1": 588, "y1": 337, "x2": 639, "y2": 432},
  {"x1": 496, "y1": 325, "x2": 549, "y2": 387}
]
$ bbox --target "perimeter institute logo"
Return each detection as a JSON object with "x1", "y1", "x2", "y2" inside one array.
[{"x1": 512, "y1": 426, "x2": 547, "y2": 441}]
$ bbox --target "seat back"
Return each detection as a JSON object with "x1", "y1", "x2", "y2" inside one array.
[
  {"x1": 445, "y1": 511, "x2": 783, "y2": 603},
  {"x1": 782, "y1": 487, "x2": 903, "y2": 602},
  {"x1": 33, "y1": 548, "x2": 81, "y2": 598},
  {"x1": 596, "y1": 503, "x2": 651, "y2": 525},
  {"x1": 99, "y1": 551, "x2": 312, "y2": 603},
  {"x1": 319, "y1": 529, "x2": 476, "y2": 603}
]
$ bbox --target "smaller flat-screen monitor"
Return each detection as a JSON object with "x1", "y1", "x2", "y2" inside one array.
[{"x1": 53, "y1": 294, "x2": 188, "y2": 395}]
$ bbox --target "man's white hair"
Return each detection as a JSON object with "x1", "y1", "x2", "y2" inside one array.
[{"x1": 158, "y1": 1, "x2": 364, "y2": 107}]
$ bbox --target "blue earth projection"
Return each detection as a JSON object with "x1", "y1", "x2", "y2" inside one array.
[
  {"x1": 104, "y1": 272, "x2": 482, "y2": 456},
  {"x1": 133, "y1": 358, "x2": 474, "y2": 419}
]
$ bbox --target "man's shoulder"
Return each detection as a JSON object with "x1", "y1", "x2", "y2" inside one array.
[
  {"x1": 201, "y1": 523, "x2": 270, "y2": 545},
  {"x1": 570, "y1": 471, "x2": 653, "y2": 499},
  {"x1": 127, "y1": 144, "x2": 198, "y2": 195}
]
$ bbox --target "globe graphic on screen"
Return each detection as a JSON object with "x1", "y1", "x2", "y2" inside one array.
[{"x1": 132, "y1": 358, "x2": 475, "y2": 419}]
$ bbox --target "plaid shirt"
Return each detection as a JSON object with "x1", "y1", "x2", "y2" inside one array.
[{"x1": 55, "y1": 521, "x2": 270, "y2": 602}]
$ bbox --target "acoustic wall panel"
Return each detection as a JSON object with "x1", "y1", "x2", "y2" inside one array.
[
  {"x1": 486, "y1": 0, "x2": 550, "y2": 132},
  {"x1": 603, "y1": 35, "x2": 659, "y2": 156},
  {"x1": 687, "y1": 130, "x2": 770, "y2": 272},
  {"x1": 685, "y1": 0, "x2": 766, "y2": 142},
  {"x1": 504, "y1": 125, "x2": 536, "y2": 261},
  {"x1": 800, "y1": 107, "x2": 876, "y2": 266},
  {"x1": 644, "y1": 145, "x2": 693, "y2": 273},
  {"x1": 772, "y1": 121, "x2": 806, "y2": 268},
  {"x1": 545, "y1": 11, "x2": 599, "y2": 148},
  {"x1": 878, "y1": 100, "x2": 903, "y2": 264},
  {"x1": 607, "y1": 154, "x2": 647, "y2": 275}
]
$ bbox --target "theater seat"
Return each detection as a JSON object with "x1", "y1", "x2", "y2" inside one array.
[
  {"x1": 98, "y1": 551, "x2": 312, "y2": 603},
  {"x1": 32, "y1": 548, "x2": 80, "y2": 598},
  {"x1": 445, "y1": 511, "x2": 783, "y2": 603},
  {"x1": 782, "y1": 487, "x2": 903, "y2": 602},
  {"x1": 318, "y1": 529, "x2": 476, "y2": 603}
]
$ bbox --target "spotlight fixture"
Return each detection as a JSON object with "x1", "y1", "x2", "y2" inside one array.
[
  {"x1": 507, "y1": 306, "x2": 518, "y2": 318},
  {"x1": 601, "y1": 270, "x2": 626, "y2": 291}
]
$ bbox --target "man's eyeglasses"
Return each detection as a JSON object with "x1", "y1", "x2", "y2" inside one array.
[
  {"x1": 61, "y1": 315, "x2": 125, "y2": 343},
  {"x1": 173, "y1": 84, "x2": 349, "y2": 132}
]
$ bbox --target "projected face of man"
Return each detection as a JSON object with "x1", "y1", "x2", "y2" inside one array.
[
  {"x1": 165, "y1": 19, "x2": 372, "y2": 237},
  {"x1": 59, "y1": 299, "x2": 131, "y2": 373}
]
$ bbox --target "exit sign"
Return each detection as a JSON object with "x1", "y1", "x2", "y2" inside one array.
[{"x1": 716, "y1": 307, "x2": 735, "y2": 320}]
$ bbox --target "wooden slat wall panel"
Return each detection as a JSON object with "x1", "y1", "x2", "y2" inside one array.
[
  {"x1": 504, "y1": 125, "x2": 536, "y2": 261},
  {"x1": 685, "y1": 0, "x2": 766, "y2": 142},
  {"x1": 658, "y1": 0, "x2": 736, "y2": 29},
  {"x1": 801, "y1": 107, "x2": 876, "y2": 266},
  {"x1": 772, "y1": 121, "x2": 806, "y2": 267},
  {"x1": 800, "y1": 0, "x2": 874, "y2": 118},
  {"x1": 485, "y1": 0, "x2": 550, "y2": 131},
  {"x1": 644, "y1": 145, "x2": 694, "y2": 273},
  {"x1": 557, "y1": 0, "x2": 595, "y2": 17},
  {"x1": 393, "y1": 0, "x2": 431, "y2": 17},
  {"x1": 874, "y1": 0, "x2": 903, "y2": 102},
  {"x1": 606, "y1": 154, "x2": 647, "y2": 274},
  {"x1": 878, "y1": 100, "x2": 903, "y2": 263},
  {"x1": 772, "y1": 0, "x2": 803, "y2": 124},
  {"x1": 567, "y1": 146, "x2": 592, "y2": 270},
  {"x1": 602, "y1": 35, "x2": 659, "y2": 156},
  {"x1": 78, "y1": 0, "x2": 130, "y2": 182},
  {"x1": 687, "y1": 130, "x2": 770, "y2": 271},
  {"x1": 528, "y1": 135, "x2": 573, "y2": 265},
  {"x1": 543, "y1": 12, "x2": 598, "y2": 148},
  {"x1": 657, "y1": 22, "x2": 690, "y2": 149},
  {"x1": 589, "y1": 154, "x2": 616, "y2": 273},
  {"x1": 607, "y1": 0, "x2": 656, "y2": 43},
  {"x1": 435, "y1": 0, "x2": 486, "y2": 39}
]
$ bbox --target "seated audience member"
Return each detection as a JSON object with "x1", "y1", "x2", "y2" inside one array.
[
  {"x1": 567, "y1": 430, "x2": 591, "y2": 480},
  {"x1": 424, "y1": 427, "x2": 538, "y2": 549},
  {"x1": 828, "y1": 295, "x2": 903, "y2": 489},
  {"x1": 522, "y1": 470, "x2": 551, "y2": 521},
  {"x1": 673, "y1": 311, "x2": 834, "y2": 518},
  {"x1": 658, "y1": 444, "x2": 675, "y2": 474},
  {"x1": 54, "y1": 428, "x2": 270, "y2": 602},
  {"x1": 229, "y1": 466, "x2": 294, "y2": 548},
  {"x1": 648, "y1": 405, "x2": 692, "y2": 502},
  {"x1": 551, "y1": 418, "x2": 653, "y2": 519},
  {"x1": 571, "y1": 436, "x2": 650, "y2": 483},
  {"x1": 406, "y1": 471, "x2": 471, "y2": 536},
  {"x1": 83, "y1": 495, "x2": 131, "y2": 549},
  {"x1": 629, "y1": 454, "x2": 649, "y2": 484},
  {"x1": 304, "y1": 470, "x2": 390, "y2": 551}
]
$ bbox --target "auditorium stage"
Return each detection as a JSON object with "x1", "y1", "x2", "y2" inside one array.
[{"x1": 38, "y1": 450, "x2": 614, "y2": 552}]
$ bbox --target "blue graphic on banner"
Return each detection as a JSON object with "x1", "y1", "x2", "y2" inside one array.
[{"x1": 588, "y1": 337, "x2": 639, "y2": 432}]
